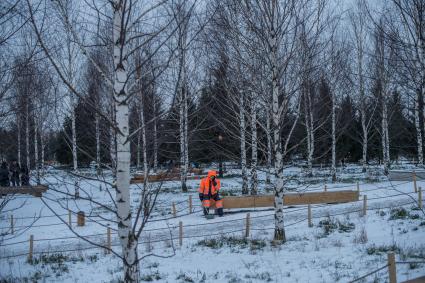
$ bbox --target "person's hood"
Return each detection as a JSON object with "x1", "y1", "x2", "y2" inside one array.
[{"x1": 207, "y1": 170, "x2": 217, "y2": 178}]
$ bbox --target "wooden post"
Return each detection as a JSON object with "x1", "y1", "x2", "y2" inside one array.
[
  {"x1": 106, "y1": 226, "x2": 111, "y2": 254},
  {"x1": 28, "y1": 235, "x2": 33, "y2": 262},
  {"x1": 245, "y1": 213, "x2": 250, "y2": 238},
  {"x1": 189, "y1": 195, "x2": 192, "y2": 214},
  {"x1": 387, "y1": 252, "x2": 397, "y2": 283},
  {"x1": 146, "y1": 233, "x2": 151, "y2": 252},
  {"x1": 172, "y1": 202, "x2": 176, "y2": 217},
  {"x1": 10, "y1": 215, "x2": 14, "y2": 234},
  {"x1": 308, "y1": 204, "x2": 312, "y2": 227},
  {"x1": 419, "y1": 187, "x2": 422, "y2": 209},
  {"x1": 413, "y1": 171, "x2": 417, "y2": 193},
  {"x1": 68, "y1": 210, "x2": 72, "y2": 227},
  {"x1": 362, "y1": 195, "x2": 367, "y2": 216},
  {"x1": 77, "y1": 211, "x2": 85, "y2": 226},
  {"x1": 324, "y1": 185, "x2": 327, "y2": 192},
  {"x1": 179, "y1": 221, "x2": 183, "y2": 247},
  {"x1": 356, "y1": 182, "x2": 360, "y2": 194}
]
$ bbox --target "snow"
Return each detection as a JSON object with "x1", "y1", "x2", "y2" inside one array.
[{"x1": 1, "y1": 165, "x2": 425, "y2": 282}]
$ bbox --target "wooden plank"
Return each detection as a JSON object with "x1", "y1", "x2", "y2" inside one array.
[
  {"x1": 208, "y1": 190, "x2": 359, "y2": 209},
  {"x1": 0, "y1": 185, "x2": 48, "y2": 197},
  {"x1": 402, "y1": 276, "x2": 425, "y2": 283}
]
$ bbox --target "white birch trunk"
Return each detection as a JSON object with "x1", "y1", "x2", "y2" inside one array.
[
  {"x1": 34, "y1": 115, "x2": 40, "y2": 184},
  {"x1": 250, "y1": 91, "x2": 258, "y2": 195},
  {"x1": 40, "y1": 127, "x2": 45, "y2": 174},
  {"x1": 239, "y1": 91, "x2": 248, "y2": 194},
  {"x1": 414, "y1": 92, "x2": 423, "y2": 164},
  {"x1": 153, "y1": 97, "x2": 158, "y2": 173},
  {"x1": 184, "y1": 87, "x2": 189, "y2": 181},
  {"x1": 179, "y1": 85, "x2": 187, "y2": 191},
  {"x1": 331, "y1": 90, "x2": 336, "y2": 182},
  {"x1": 270, "y1": 1, "x2": 286, "y2": 242},
  {"x1": 26, "y1": 103, "x2": 30, "y2": 170},
  {"x1": 382, "y1": 95, "x2": 390, "y2": 175},
  {"x1": 95, "y1": 113, "x2": 101, "y2": 174},
  {"x1": 71, "y1": 94, "x2": 78, "y2": 171},
  {"x1": 112, "y1": 1, "x2": 139, "y2": 281},
  {"x1": 136, "y1": 124, "x2": 141, "y2": 169},
  {"x1": 17, "y1": 115, "x2": 21, "y2": 167},
  {"x1": 358, "y1": 39, "x2": 368, "y2": 173},
  {"x1": 178, "y1": 26, "x2": 188, "y2": 192},
  {"x1": 266, "y1": 107, "x2": 272, "y2": 184},
  {"x1": 307, "y1": 90, "x2": 314, "y2": 176}
]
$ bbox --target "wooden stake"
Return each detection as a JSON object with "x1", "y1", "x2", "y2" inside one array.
[
  {"x1": 419, "y1": 187, "x2": 422, "y2": 209},
  {"x1": 189, "y1": 195, "x2": 192, "y2": 214},
  {"x1": 356, "y1": 182, "x2": 360, "y2": 194},
  {"x1": 68, "y1": 210, "x2": 72, "y2": 227},
  {"x1": 362, "y1": 195, "x2": 367, "y2": 216},
  {"x1": 179, "y1": 221, "x2": 183, "y2": 247},
  {"x1": 10, "y1": 215, "x2": 14, "y2": 234},
  {"x1": 324, "y1": 185, "x2": 327, "y2": 192},
  {"x1": 106, "y1": 226, "x2": 111, "y2": 254},
  {"x1": 146, "y1": 233, "x2": 151, "y2": 252},
  {"x1": 387, "y1": 252, "x2": 397, "y2": 283},
  {"x1": 172, "y1": 202, "x2": 176, "y2": 218},
  {"x1": 413, "y1": 171, "x2": 417, "y2": 193},
  {"x1": 28, "y1": 235, "x2": 33, "y2": 262},
  {"x1": 308, "y1": 204, "x2": 312, "y2": 227},
  {"x1": 245, "y1": 213, "x2": 250, "y2": 238},
  {"x1": 77, "y1": 211, "x2": 85, "y2": 226}
]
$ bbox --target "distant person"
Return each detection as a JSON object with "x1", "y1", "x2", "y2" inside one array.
[
  {"x1": 20, "y1": 164, "x2": 30, "y2": 186},
  {"x1": 9, "y1": 161, "x2": 20, "y2": 186},
  {"x1": 198, "y1": 170, "x2": 224, "y2": 217},
  {"x1": 0, "y1": 162, "x2": 9, "y2": 187}
]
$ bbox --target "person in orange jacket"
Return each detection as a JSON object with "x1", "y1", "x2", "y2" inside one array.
[{"x1": 198, "y1": 170, "x2": 223, "y2": 217}]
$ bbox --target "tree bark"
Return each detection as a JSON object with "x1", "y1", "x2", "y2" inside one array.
[
  {"x1": 331, "y1": 89, "x2": 337, "y2": 182},
  {"x1": 415, "y1": 90, "x2": 423, "y2": 165},
  {"x1": 26, "y1": 103, "x2": 30, "y2": 170},
  {"x1": 95, "y1": 113, "x2": 101, "y2": 174},
  {"x1": 266, "y1": 106, "x2": 272, "y2": 184},
  {"x1": 270, "y1": 0, "x2": 286, "y2": 242},
  {"x1": 17, "y1": 115, "x2": 21, "y2": 167},
  {"x1": 239, "y1": 91, "x2": 248, "y2": 195},
  {"x1": 250, "y1": 91, "x2": 258, "y2": 195},
  {"x1": 112, "y1": 1, "x2": 139, "y2": 281}
]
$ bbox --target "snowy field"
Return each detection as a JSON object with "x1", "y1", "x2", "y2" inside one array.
[{"x1": 1, "y1": 166, "x2": 425, "y2": 282}]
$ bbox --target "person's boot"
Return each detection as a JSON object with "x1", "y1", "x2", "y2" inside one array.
[
  {"x1": 217, "y1": 208, "x2": 224, "y2": 217},
  {"x1": 203, "y1": 207, "x2": 209, "y2": 216}
]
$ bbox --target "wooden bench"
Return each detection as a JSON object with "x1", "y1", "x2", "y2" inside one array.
[
  {"x1": 209, "y1": 190, "x2": 359, "y2": 209},
  {"x1": 0, "y1": 185, "x2": 48, "y2": 197}
]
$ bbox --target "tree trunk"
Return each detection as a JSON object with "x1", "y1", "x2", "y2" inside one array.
[
  {"x1": 270, "y1": 5, "x2": 286, "y2": 242},
  {"x1": 17, "y1": 115, "x2": 21, "y2": 167},
  {"x1": 153, "y1": 97, "x2": 158, "y2": 173},
  {"x1": 95, "y1": 113, "x2": 101, "y2": 174},
  {"x1": 112, "y1": 1, "x2": 139, "y2": 281},
  {"x1": 178, "y1": 27, "x2": 188, "y2": 192},
  {"x1": 71, "y1": 94, "x2": 78, "y2": 171},
  {"x1": 239, "y1": 91, "x2": 248, "y2": 195},
  {"x1": 34, "y1": 115, "x2": 40, "y2": 184},
  {"x1": 40, "y1": 127, "x2": 45, "y2": 175},
  {"x1": 250, "y1": 91, "x2": 258, "y2": 195},
  {"x1": 331, "y1": 90, "x2": 337, "y2": 182},
  {"x1": 137, "y1": 124, "x2": 141, "y2": 170},
  {"x1": 382, "y1": 95, "x2": 390, "y2": 175},
  {"x1": 415, "y1": 90, "x2": 424, "y2": 165},
  {"x1": 26, "y1": 103, "x2": 30, "y2": 170},
  {"x1": 266, "y1": 107, "x2": 272, "y2": 184}
]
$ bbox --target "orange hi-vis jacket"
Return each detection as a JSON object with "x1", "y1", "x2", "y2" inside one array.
[
  {"x1": 198, "y1": 170, "x2": 221, "y2": 195},
  {"x1": 198, "y1": 170, "x2": 223, "y2": 208}
]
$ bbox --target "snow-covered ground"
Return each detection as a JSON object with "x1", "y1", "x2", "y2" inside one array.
[{"x1": 1, "y1": 166, "x2": 424, "y2": 282}]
